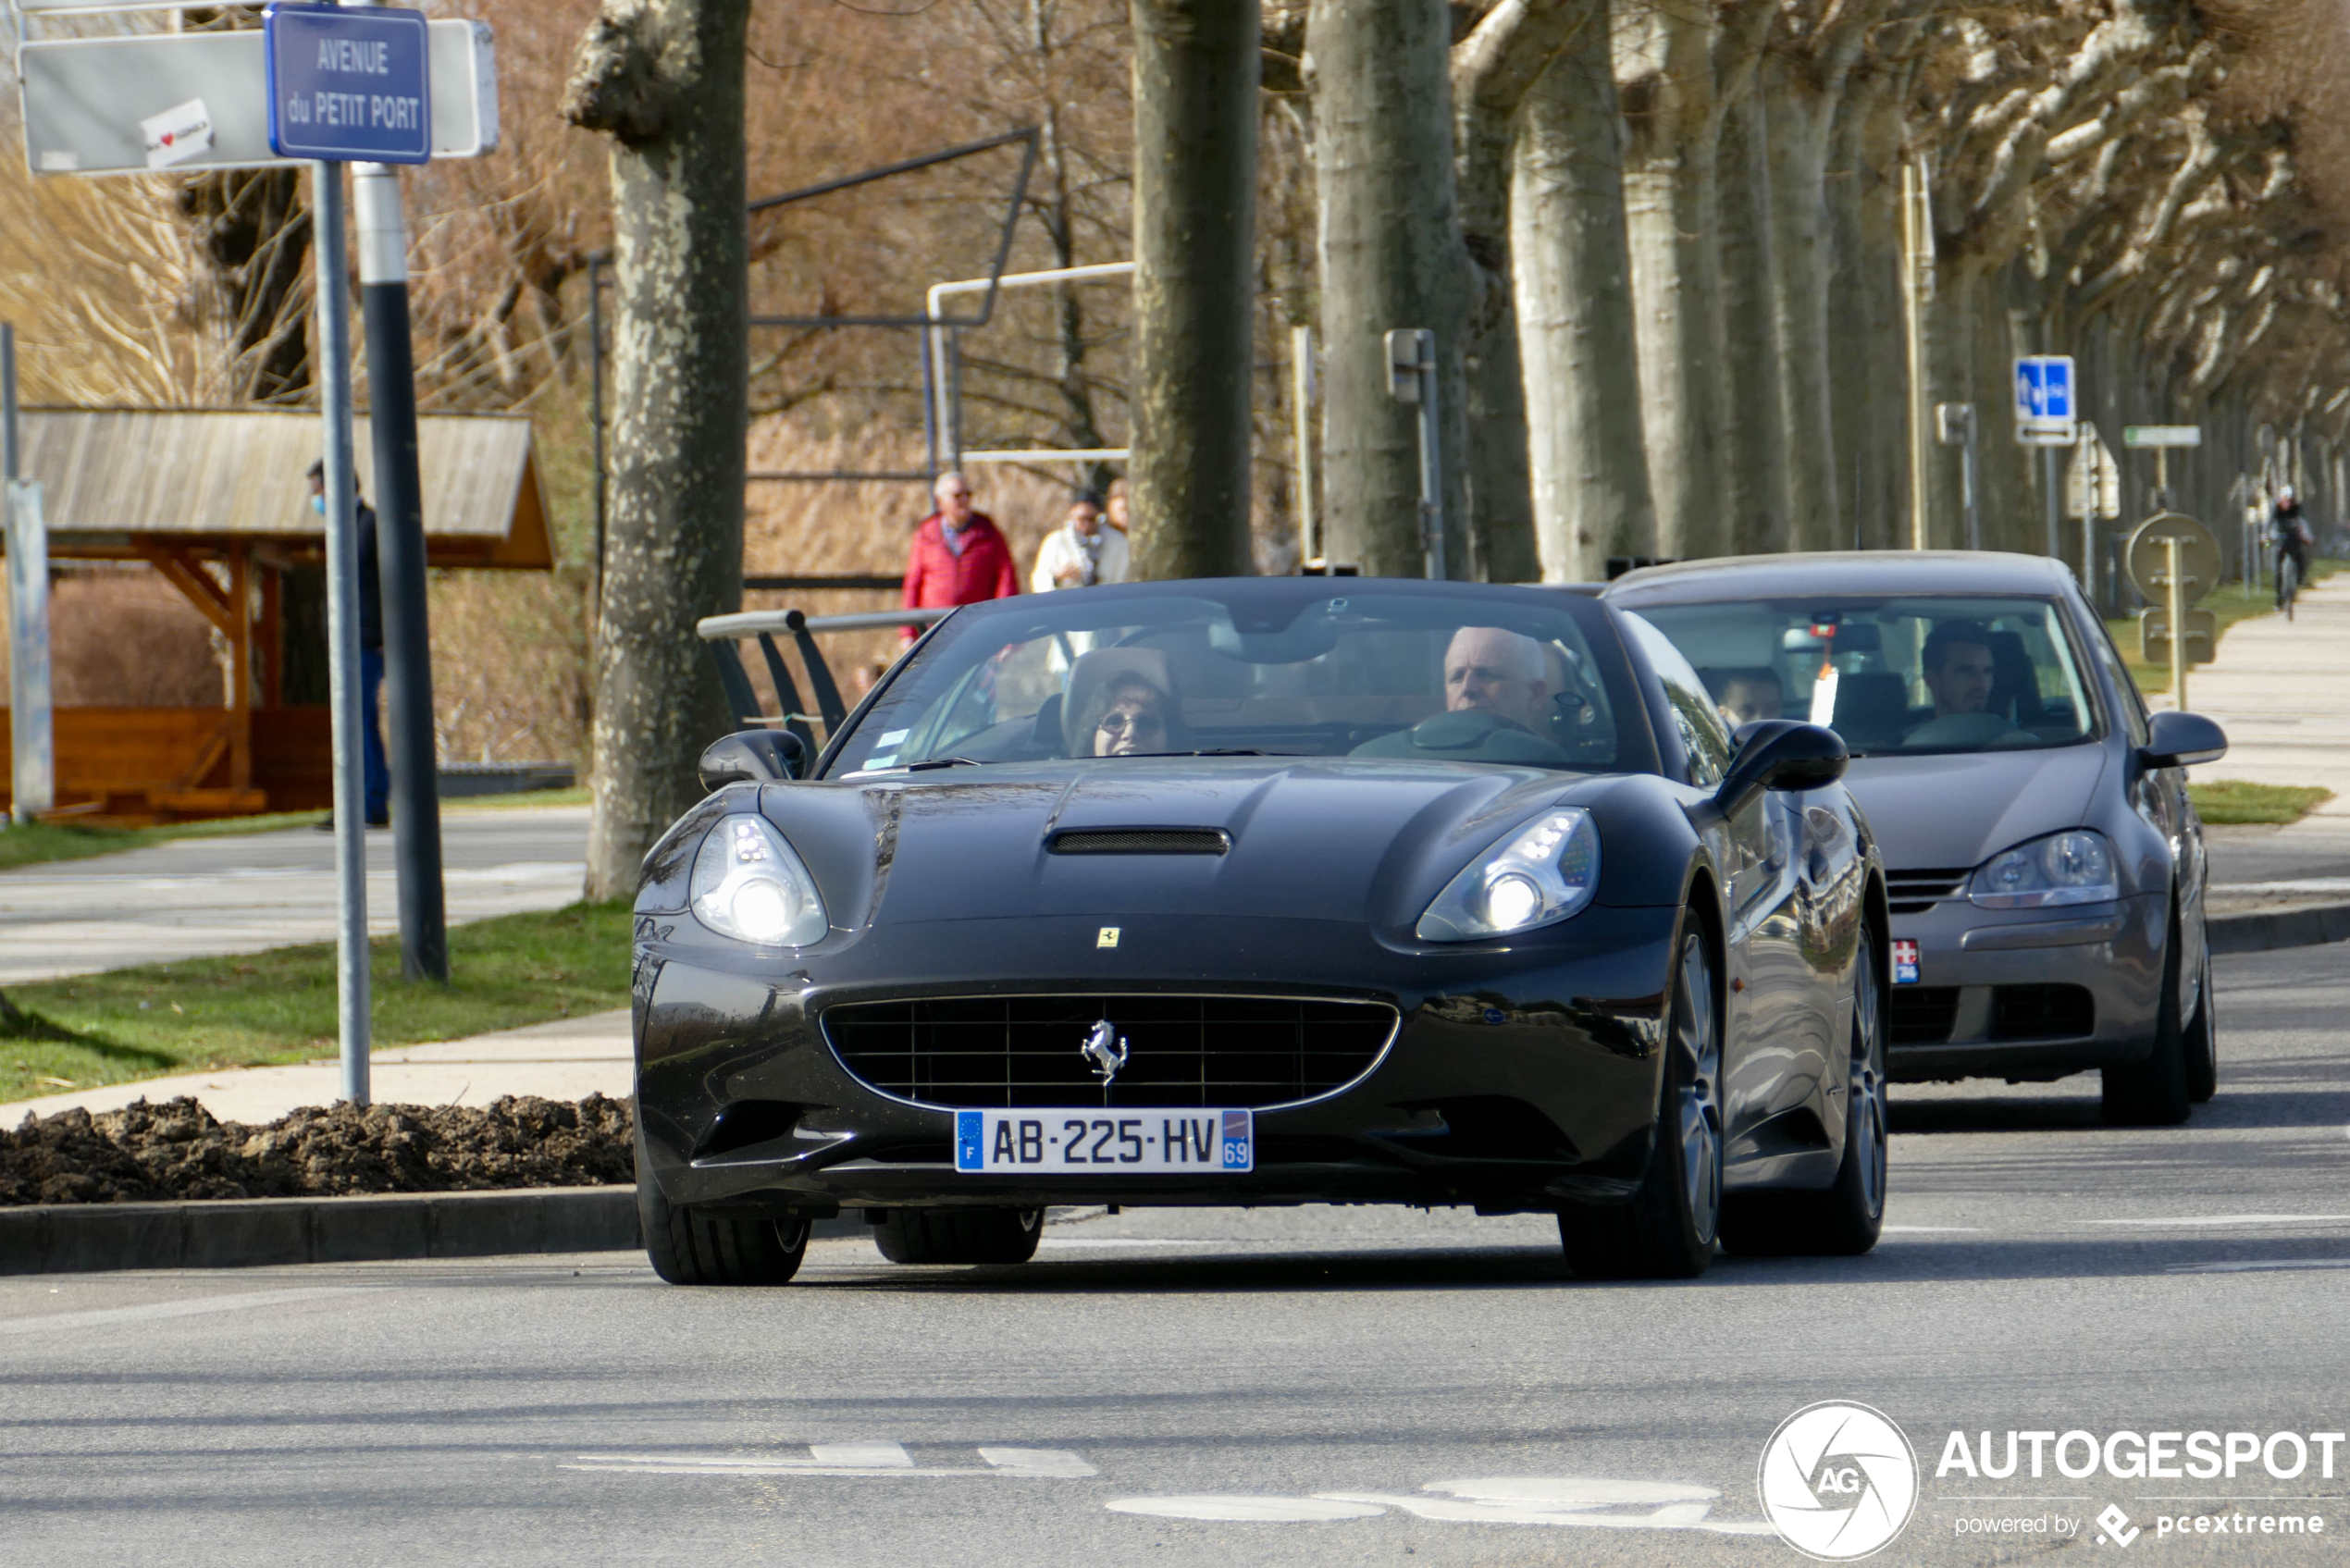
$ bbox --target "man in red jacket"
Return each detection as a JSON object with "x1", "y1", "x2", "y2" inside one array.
[{"x1": 901, "y1": 470, "x2": 1019, "y2": 640}]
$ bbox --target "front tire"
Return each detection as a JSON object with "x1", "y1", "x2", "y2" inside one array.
[
  {"x1": 872, "y1": 1206, "x2": 1045, "y2": 1265},
  {"x1": 637, "y1": 1124, "x2": 810, "y2": 1285},
  {"x1": 2102, "y1": 912, "x2": 2193, "y2": 1126},
  {"x1": 2184, "y1": 941, "x2": 2218, "y2": 1104},
  {"x1": 1559, "y1": 920, "x2": 1722, "y2": 1280},
  {"x1": 1721, "y1": 925, "x2": 1887, "y2": 1257}
]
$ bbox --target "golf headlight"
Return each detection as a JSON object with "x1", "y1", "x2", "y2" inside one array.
[
  {"x1": 1969, "y1": 829, "x2": 2118, "y2": 908},
  {"x1": 689, "y1": 815, "x2": 829, "y2": 945},
  {"x1": 1418, "y1": 809, "x2": 1601, "y2": 941}
]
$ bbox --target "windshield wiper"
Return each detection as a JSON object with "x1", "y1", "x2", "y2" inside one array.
[{"x1": 905, "y1": 756, "x2": 983, "y2": 772}]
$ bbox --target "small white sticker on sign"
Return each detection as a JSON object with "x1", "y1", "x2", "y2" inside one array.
[{"x1": 141, "y1": 98, "x2": 213, "y2": 169}]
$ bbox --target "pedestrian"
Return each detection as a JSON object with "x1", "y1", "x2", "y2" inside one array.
[
  {"x1": 306, "y1": 457, "x2": 390, "y2": 829},
  {"x1": 1104, "y1": 476, "x2": 1131, "y2": 534},
  {"x1": 1031, "y1": 488, "x2": 1130, "y2": 593},
  {"x1": 900, "y1": 471, "x2": 1019, "y2": 641}
]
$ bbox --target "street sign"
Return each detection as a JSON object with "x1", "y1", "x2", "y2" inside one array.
[
  {"x1": 20, "y1": 20, "x2": 493, "y2": 177},
  {"x1": 266, "y1": 4, "x2": 430, "y2": 164},
  {"x1": 2067, "y1": 431, "x2": 2120, "y2": 520},
  {"x1": 2123, "y1": 425, "x2": 2202, "y2": 447},
  {"x1": 2015, "y1": 354, "x2": 2076, "y2": 442},
  {"x1": 2138, "y1": 607, "x2": 2217, "y2": 666},
  {"x1": 2123, "y1": 512, "x2": 2223, "y2": 605}
]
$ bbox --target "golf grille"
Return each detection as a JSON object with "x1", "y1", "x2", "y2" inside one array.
[
  {"x1": 1887, "y1": 868, "x2": 1971, "y2": 915},
  {"x1": 1889, "y1": 986, "x2": 1961, "y2": 1045},
  {"x1": 1049, "y1": 829, "x2": 1230, "y2": 856},
  {"x1": 822, "y1": 994, "x2": 1397, "y2": 1110}
]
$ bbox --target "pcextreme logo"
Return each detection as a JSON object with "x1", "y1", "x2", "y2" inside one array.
[{"x1": 1760, "y1": 1401, "x2": 1922, "y2": 1561}]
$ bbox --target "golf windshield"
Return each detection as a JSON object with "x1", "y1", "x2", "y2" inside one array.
[
  {"x1": 1629, "y1": 596, "x2": 2099, "y2": 757},
  {"x1": 822, "y1": 585, "x2": 1639, "y2": 776}
]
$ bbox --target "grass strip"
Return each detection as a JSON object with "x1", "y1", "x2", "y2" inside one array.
[
  {"x1": 0, "y1": 787, "x2": 587, "y2": 874},
  {"x1": 0, "y1": 898, "x2": 630, "y2": 1105},
  {"x1": 2186, "y1": 781, "x2": 2335, "y2": 826}
]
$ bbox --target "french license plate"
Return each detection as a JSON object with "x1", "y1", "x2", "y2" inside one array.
[{"x1": 954, "y1": 1109, "x2": 1254, "y2": 1174}]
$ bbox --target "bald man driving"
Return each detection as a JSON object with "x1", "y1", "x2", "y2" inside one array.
[{"x1": 1352, "y1": 625, "x2": 1568, "y2": 763}]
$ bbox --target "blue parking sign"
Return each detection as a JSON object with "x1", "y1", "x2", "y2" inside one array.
[
  {"x1": 264, "y1": 4, "x2": 431, "y2": 164},
  {"x1": 2015, "y1": 355, "x2": 2074, "y2": 425}
]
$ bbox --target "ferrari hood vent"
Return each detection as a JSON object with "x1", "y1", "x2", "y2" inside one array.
[{"x1": 1048, "y1": 828, "x2": 1230, "y2": 856}]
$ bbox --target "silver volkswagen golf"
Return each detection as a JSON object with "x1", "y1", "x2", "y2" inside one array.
[{"x1": 1605, "y1": 551, "x2": 2227, "y2": 1126}]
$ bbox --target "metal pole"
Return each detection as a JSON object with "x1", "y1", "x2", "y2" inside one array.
[
  {"x1": 1901, "y1": 158, "x2": 1934, "y2": 550},
  {"x1": 2165, "y1": 535, "x2": 2187, "y2": 711},
  {"x1": 314, "y1": 161, "x2": 372, "y2": 1105},
  {"x1": 355, "y1": 160, "x2": 447, "y2": 983},
  {"x1": 2044, "y1": 446, "x2": 2059, "y2": 560},
  {"x1": 3, "y1": 325, "x2": 52, "y2": 826},
  {"x1": 1291, "y1": 325, "x2": 1316, "y2": 563},
  {"x1": 1960, "y1": 417, "x2": 1979, "y2": 550},
  {"x1": 1416, "y1": 339, "x2": 1445, "y2": 580}
]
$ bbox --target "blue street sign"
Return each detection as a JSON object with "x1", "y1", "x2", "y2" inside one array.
[
  {"x1": 265, "y1": 4, "x2": 431, "y2": 164},
  {"x1": 2014, "y1": 354, "x2": 2075, "y2": 425}
]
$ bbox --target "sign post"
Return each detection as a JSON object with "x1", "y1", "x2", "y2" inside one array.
[
  {"x1": 2015, "y1": 355, "x2": 2076, "y2": 566},
  {"x1": 1385, "y1": 328, "x2": 1445, "y2": 580},
  {"x1": 2123, "y1": 425, "x2": 2201, "y2": 511},
  {"x1": 2124, "y1": 512, "x2": 2223, "y2": 707},
  {"x1": 266, "y1": 1, "x2": 433, "y2": 1105}
]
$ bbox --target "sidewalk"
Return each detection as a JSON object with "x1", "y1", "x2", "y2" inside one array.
[
  {"x1": 2158, "y1": 568, "x2": 2350, "y2": 902},
  {"x1": 0, "y1": 805, "x2": 589, "y2": 984},
  {"x1": 0, "y1": 1007, "x2": 631, "y2": 1127}
]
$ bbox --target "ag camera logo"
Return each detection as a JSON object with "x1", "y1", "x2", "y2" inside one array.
[{"x1": 1760, "y1": 1401, "x2": 1920, "y2": 1560}]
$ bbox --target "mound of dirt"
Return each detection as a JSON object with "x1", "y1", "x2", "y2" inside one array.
[{"x1": 1, "y1": 1094, "x2": 635, "y2": 1205}]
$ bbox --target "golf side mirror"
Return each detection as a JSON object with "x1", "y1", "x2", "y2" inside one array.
[
  {"x1": 699, "y1": 729, "x2": 806, "y2": 791},
  {"x1": 1716, "y1": 720, "x2": 1848, "y2": 815},
  {"x1": 2139, "y1": 710, "x2": 2227, "y2": 771}
]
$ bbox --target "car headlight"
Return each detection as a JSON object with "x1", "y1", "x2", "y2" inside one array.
[
  {"x1": 689, "y1": 814, "x2": 829, "y2": 945},
  {"x1": 1418, "y1": 809, "x2": 1601, "y2": 942},
  {"x1": 1969, "y1": 829, "x2": 2118, "y2": 909}
]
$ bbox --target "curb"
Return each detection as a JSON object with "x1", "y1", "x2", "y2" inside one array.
[
  {"x1": 2208, "y1": 900, "x2": 2350, "y2": 957},
  {"x1": 0, "y1": 1186, "x2": 639, "y2": 1277}
]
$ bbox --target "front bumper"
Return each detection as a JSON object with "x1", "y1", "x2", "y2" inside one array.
[
  {"x1": 1886, "y1": 893, "x2": 2165, "y2": 1080},
  {"x1": 632, "y1": 907, "x2": 1682, "y2": 1214}
]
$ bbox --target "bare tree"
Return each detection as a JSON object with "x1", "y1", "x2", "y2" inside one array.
[{"x1": 564, "y1": 0, "x2": 753, "y2": 898}]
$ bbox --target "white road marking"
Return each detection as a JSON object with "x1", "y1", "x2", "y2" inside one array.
[
  {"x1": 2167, "y1": 1257, "x2": 2350, "y2": 1274},
  {"x1": 564, "y1": 1444, "x2": 1095, "y2": 1479},
  {"x1": 1109, "y1": 1498, "x2": 1386, "y2": 1522},
  {"x1": 1106, "y1": 1477, "x2": 1776, "y2": 1536},
  {"x1": 0, "y1": 1287, "x2": 370, "y2": 1336},
  {"x1": 2081, "y1": 1214, "x2": 2350, "y2": 1228}
]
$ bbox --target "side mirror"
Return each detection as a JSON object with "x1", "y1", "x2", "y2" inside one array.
[
  {"x1": 2140, "y1": 710, "x2": 2226, "y2": 770},
  {"x1": 1716, "y1": 720, "x2": 1848, "y2": 813},
  {"x1": 699, "y1": 729, "x2": 806, "y2": 792}
]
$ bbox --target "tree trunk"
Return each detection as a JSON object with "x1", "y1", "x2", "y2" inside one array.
[
  {"x1": 1308, "y1": 0, "x2": 1469, "y2": 577},
  {"x1": 1130, "y1": 0, "x2": 1260, "y2": 579},
  {"x1": 1762, "y1": 67, "x2": 1840, "y2": 551},
  {"x1": 564, "y1": 0, "x2": 752, "y2": 899},
  {"x1": 1616, "y1": 0, "x2": 1725, "y2": 560},
  {"x1": 1513, "y1": 4, "x2": 1654, "y2": 580},
  {"x1": 1714, "y1": 88, "x2": 1787, "y2": 554}
]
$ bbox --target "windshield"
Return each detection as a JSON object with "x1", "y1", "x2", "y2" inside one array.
[
  {"x1": 1630, "y1": 595, "x2": 2099, "y2": 758},
  {"x1": 823, "y1": 584, "x2": 1640, "y2": 777}
]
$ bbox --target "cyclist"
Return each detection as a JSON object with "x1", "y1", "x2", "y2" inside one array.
[{"x1": 2271, "y1": 485, "x2": 2316, "y2": 614}]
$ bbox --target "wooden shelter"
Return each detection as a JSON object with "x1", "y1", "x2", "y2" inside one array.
[{"x1": 1, "y1": 408, "x2": 553, "y2": 821}]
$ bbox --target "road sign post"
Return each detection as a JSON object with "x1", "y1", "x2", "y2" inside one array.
[
  {"x1": 1936, "y1": 403, "x2": 1979, "y2": 549},
  {"x1": 2123, "y1": 512, "x2": 2222, "y2": 709},
  {"x1": 1385, "y1": 328, "x2": 1445, "y2": 580},
  {"x1": 2124, "y1": 425, "x2": 2201, "y2": 512},
  {"x1": 2014, "y1": 355, "x2": 2077, "y2": 443},
  {"x1": 264, "y1": 0, "x2": 438, "y2": 1101}
]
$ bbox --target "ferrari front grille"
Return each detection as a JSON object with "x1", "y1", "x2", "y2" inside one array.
[
  {"x1": 822, "y1": 994, "x2": 1398, "y2": 1110},
  {"x1": 1886, "y1": 867, "x2": 1971, "y2": 915}
]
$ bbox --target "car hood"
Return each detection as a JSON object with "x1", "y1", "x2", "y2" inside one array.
[
  {"x1": 768, "y1": 759, "x2": 1650, "y2": 934},
  {"x1": 1843, "y1": 744, "x2": 2109, "y2": 872}
]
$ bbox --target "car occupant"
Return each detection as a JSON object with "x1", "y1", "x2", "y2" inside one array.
[
  {"x1": 1705, "y1": 666, "x2": 1784, "y2": 728},
  {"x1": 1353, "y1": 626, "x2": 1569, "y2": 763},
  {"x1": 1904, "y1": 620, "x2": 2014, "y2": 747},
  {"x1": 1062, "y1": 648, "x2": 1190, "y2": 758}
]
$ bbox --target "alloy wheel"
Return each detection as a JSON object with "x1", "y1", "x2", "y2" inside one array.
[{"x1": 1673, "y1": 934, "x2": 1724, "y2": 1245}]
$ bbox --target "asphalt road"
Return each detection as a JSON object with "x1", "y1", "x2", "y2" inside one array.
[
  {"x1": 0, "y1": 805, "x2": 589, "y2": 982},
  {"x1": 5, "y1": 942, "x2": 2346, "y2": 1566}
]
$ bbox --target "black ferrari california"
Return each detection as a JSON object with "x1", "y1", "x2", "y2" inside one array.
[{"x1": 632, "y1": 578, "x2": 1890, "y2": 1285}]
